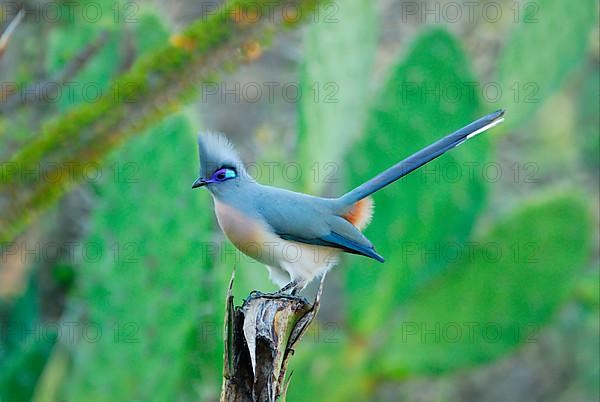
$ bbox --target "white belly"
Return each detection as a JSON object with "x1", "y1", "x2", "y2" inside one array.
[
  {"x1": 264, "y1": 239, "x2": 340, "y2": 288},
  {"x1": 214, "y1": 199, "x2": 339, "y2": 288}
]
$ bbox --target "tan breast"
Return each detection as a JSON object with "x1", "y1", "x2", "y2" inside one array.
[{"x1": 213, "y1": 199, "x2": 274, "y2": 263}]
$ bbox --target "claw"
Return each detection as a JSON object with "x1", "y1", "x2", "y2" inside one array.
[{"x1": 277, "y1": 281, "x2": 298, "y2": 294}]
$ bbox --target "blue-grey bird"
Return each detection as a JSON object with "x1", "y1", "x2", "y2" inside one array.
[{"x1": 193, "y1": 110, "x2": 505, "y2": 294}]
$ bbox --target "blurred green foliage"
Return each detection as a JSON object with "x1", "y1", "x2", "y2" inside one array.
[
  {"x1": 0, "y1": 282, "x2": 56, "y2": 402},
  {"x1": 65, "y1": 113, "x2": 218, "y2": 401},
  {"x1": 498, "y1": 0, "x2": 596, "y2": 128},
  {"x1": 298, "y1": 0, "x2": 377, "y2": 194},
  {"x1": 344, "y1": 28, "x2": 490, "y2": 334},
  {"x1": 0, "y1": 0, "x2": 320, "y2": 243},
  {"x1": 0, "y1": 0, "x2": 598, "y2": 401},
  {"x1": 378, "y1": 193, "x2": 591, "y2": 374}
]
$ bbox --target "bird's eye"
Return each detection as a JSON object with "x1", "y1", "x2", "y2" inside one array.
[{"x1": 213, "y1": 168, "x2": 236, "y2": 182}]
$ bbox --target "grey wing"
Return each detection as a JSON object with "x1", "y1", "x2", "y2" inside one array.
[{"x1": 255, "y1": 187, "x2": 384, "y2": 262}]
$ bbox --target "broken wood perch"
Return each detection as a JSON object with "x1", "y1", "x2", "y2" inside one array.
[{"x1": 219, "y1": 273, "x2": 324, "y2": 402}]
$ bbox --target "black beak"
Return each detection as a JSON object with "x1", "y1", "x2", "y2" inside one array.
[{"x1": 192, "y1": 177, "x2": 207, "y2": 189}]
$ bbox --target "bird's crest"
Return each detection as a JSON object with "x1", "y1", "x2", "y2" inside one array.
[{"x1": 197, "y1": 132, "x2": 243, "y2": 177}]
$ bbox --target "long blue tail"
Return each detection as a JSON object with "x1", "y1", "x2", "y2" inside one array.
[{"x1": 338, "y1": 109, "x2": 505, "y2": 206}]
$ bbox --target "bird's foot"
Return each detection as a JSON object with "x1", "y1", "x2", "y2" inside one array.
[
  {"x1": 277, "y1": 281, "x2": 299, "y2": 295},
  {"x1": 248, "y1": 289, "x2": 267, "y2": 299},
  {"x1": 246, "y1": 281, "x2": 306, "y2": 302}
]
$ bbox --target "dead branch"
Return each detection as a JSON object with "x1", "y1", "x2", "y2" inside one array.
[{"x1": 220, "y1": 272, "x2": 324, "y2": 402}]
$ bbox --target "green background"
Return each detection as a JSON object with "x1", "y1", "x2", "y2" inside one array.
[{"x1": 0, "y1": 0, "x2": 598, "y2": 401}]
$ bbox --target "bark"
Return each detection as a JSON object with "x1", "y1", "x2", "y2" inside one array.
[{"x1": 220, "y1": 273, "x2": 324, "y2": 402}]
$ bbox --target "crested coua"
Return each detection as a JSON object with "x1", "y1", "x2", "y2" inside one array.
[{"x1": 193, "y1": 110, "x2": 505, "y2": 294}]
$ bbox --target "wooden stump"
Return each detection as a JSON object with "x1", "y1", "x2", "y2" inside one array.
[{"x1": 219, "y1": 273, "x2": 324, "y2": 402}]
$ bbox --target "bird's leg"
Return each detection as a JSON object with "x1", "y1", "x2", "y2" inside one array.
[{"x1": 277, "y1": 280, "x2": 299, "y2": 295}]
